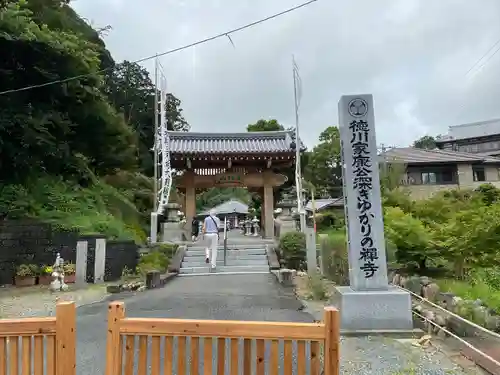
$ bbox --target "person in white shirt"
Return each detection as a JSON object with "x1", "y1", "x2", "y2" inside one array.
[{"x1": 203, "y1": 209, "x2": 221, "y2": 270}]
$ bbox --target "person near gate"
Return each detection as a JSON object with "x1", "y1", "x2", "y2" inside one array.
[
  {"x1": 203, "y1": 209, "x2": 221, "y2": 270},
  {"x1": 191, "y1": 217, "x2": 200, "y2": 241}
]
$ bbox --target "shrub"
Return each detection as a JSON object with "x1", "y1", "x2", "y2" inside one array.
[
  {"x1": 279, "y1": 231, "x2": 306, "y2": 270},
  {"x1": 315, "y1": 210, "x2": 343, "y2": 231},
  {"x1": 320, "y1": 231, "x2": 349, "y2": 286},
  {"x1": 136, "y1": 251, "x2": 169, "y2": 276},
  {"x1": 150, "y1": 243, "x2": 178, "y2": 259},
  {"x1": 307, "y1": 273, "x2": 328, "y2": 300}
]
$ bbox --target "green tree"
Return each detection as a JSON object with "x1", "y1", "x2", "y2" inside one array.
[
  {"x1": 246, "y1": 119, "x2": 284, "y2": 132},
  {"x1": 104, "y1": 61, "x2": 190, "y2": 175},
  {"x1": 305, "y1": 126, "x2": 342, "y2": 197},
  {"x1": 384, "y1": 206, "x2": 435, "y2": 270},
  {"x1": 413, "y1": 135, "x2": 437, "y2": 149},
  {"x1": 0, "y1": 1, "x2": 136, "y2": 183}
]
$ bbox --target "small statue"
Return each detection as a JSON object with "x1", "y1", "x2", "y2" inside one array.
[{"x1": 50, "y1": 253, "x2": 68, "y2": 292}]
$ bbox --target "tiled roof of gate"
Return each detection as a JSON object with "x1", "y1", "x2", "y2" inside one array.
[
  {"x1": 168, "y1": 131, "x2": 302, "y2": 154},
  {"x1": 380, "y1": 147, "x2": 500, "y2": 164}
]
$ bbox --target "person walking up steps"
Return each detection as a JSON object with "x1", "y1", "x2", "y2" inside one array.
[{"x1": 203, "y1": 209, "x2": 221, "y2": 271}]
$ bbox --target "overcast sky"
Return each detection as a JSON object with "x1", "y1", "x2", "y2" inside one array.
[{"x1": 73, "y1": 0, "x2": 500, "y2": 149}]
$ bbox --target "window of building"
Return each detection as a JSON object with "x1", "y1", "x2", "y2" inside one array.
[
  {"x1": 473, "y1": 166, "x2": 486, "y2": 182},
  {"x1": 441, "y1": 169, "x2": 454, "y2": 183},
  {"x1": 421, "y1": 172, "x2": 437, "y2": 185}
]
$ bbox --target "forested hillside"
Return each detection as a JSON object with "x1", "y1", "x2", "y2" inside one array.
[{"x1": 0, "y1": 0, "x2": 189, "y2": 241}]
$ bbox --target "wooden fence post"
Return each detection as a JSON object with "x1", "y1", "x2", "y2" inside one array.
[
  {"x1": 106, "y1": 302, "x2": 125, "y2": 375},
  {"x1": 323, "y1": 307, "x2": 340, "y2": 375},
  {"x1": 56, "y1": 301, "x2": 76, "y2": 375}
]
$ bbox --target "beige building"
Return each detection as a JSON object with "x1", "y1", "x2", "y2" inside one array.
[{"x1": 381, "y1": 147, "x2": 500, "y2": 200}]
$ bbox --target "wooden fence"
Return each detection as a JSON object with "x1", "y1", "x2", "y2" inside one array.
[
  {"x1": 0, "y1": 301, "x2": 76, "y2": 375},
  {"x1": 105, "y1": 301, "x2": 340, "y2": 375}
]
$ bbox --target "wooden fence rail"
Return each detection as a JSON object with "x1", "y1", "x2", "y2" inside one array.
[
  {"x1": 0, "y1": 301, "x2": 76, "y2": 375},
  {"x1": 106, "y1": 301, "x2": 340, "y2": 375}
]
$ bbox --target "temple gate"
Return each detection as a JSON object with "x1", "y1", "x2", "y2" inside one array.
[{"x1": 169, "y1": 131, "x2": 299, "y2": 238}]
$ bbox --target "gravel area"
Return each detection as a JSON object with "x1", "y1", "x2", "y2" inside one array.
[{"x1": 0, "y1": 284, "x2": 110, "y2": 318}]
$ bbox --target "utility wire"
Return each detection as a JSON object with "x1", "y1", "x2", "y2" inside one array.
[
  {"x1": 469, "y1": 43, "x2": 500, "y2": 77},
  {"x1": 0, "y1": 0, "x2": 319, "y2": 96},
  {"x1": 465, "y1": 37, "x2": 500, "y2": 76}
]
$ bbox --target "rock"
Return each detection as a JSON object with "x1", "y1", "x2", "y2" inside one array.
[
  {"x1": 403, "y1": 276, "x2": 423, "y2": 296},
  {"x1": 473, "y1": 305, "x2": 489, "y2": 325},
  {"x1": 422, "y1": 309, "x2": 436, "y2": 322},
  {"x1": 448, "y1": 296, "x2": 463, "y2": 312},
  {"x1": 137, "y1": 285, "x2": 147, "y2": 292},
  {"x1": 413, "y1": 304, "x2": 423, "y2": 313},
  {"x1": 420, "y1": 276, "x2": 431, "y2": 286},
  {"x1": 398, "y1": 276, "x2": 408, "y2": 287},
  {"x1": 473, "y1": 299, "x2": 483, "y2": 307},
  {"x1": 435, "y1": 314, "x2": 447, "y2": 327},
  {"x1": 106, "y1": 285, "x2": 122, "y2": 294},
  {"x1": 485, "y1": 314, "x2": 500, "y2": 331},
  {"x1": 392, "y1": 274, "x2": 401, "y2": 286},
  {"x1": 422, "y1": 283, "x2": 440, "y2": 302}
]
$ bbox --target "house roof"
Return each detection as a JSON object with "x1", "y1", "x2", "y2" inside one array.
[
  {"x1": 169, "y1": 131, "x2": 303, "y2": 154},
  {"x1": 198, "y1": 199, "x2": 249, "y2": 216},
  {"x1": 436, "y1": 118, "x2": 500, "y2": 142},
  {"x1": 305, "y1": 197, "x2": 344, "y2": 212},
  {"x1": 380, "y1": 147, "x2": 500, "y2": 164}
]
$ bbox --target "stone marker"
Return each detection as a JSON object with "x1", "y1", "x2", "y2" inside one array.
[
  {"x1": 333, "y1": 94, "x2": 412, "y2": 331},
  {"x1": 150, "y1": 212, "x2": 158, "y2": 244},
  {"x1": 305, "y1": 227, "x2": 317, "y2": 274},
  {"x1": 94, "y1": 238, "x2": 106, "y2": 284},
  {"x1": 75, "y1": 240, "x2": 88, "y2": 286}
]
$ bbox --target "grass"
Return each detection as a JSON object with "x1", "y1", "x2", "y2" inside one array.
[{"x1": 435, "y1": 278, "x2": 500, "y2": 313}]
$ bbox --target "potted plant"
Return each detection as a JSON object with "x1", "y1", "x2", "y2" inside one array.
[
  {"x1": 63, "y1": 263, "x2": 76, "y2": 283},
  {"x1": 15, "y1": 264, "x2": 38, "y2": 286},
  {"x1": 38, "y1": 265, "x2": 53, "y2": 285}
]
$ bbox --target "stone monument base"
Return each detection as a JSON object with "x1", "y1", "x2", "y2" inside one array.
[{"x1": 332, "y1": 285, "x2": 413, "y2": 331}]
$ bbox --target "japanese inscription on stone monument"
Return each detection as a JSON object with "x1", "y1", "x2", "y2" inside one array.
[{"x1": 339, "y1": 94, "x2": 389, "y2": 291}]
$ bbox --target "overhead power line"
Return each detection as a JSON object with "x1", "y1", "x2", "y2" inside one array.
[
  {"x1": 0, "y1": 0, "x2": 319, "y2": 96},
  {"x1": 465, "y1": 37, "x2": 500, "y2": 76}
]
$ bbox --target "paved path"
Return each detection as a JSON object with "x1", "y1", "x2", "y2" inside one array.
[{"x1": 76, "y1": 274, "x2": 311, "y2": 375}]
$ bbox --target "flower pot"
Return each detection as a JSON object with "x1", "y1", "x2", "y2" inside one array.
[
  {"x1": 15, "y1": 276, "x2": 36, "y2": 287},
  {"x1": 38, "y1": 275, "x2": 52, "y2": 285},
  {"x1": 64, "y1": 274, "x2": 76, "y2": 283}
]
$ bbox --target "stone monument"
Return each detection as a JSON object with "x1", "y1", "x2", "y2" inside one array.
[
  {"x1": 333, "y1": 94, "x2": 412, "y2": 331},
  {"x1": 162, "y1": 202, "x2": 182, "y2": 242}
]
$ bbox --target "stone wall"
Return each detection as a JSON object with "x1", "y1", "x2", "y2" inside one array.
[
  {"x1": 105, "y1": 240, "x2": 139, "y2": 282},
  {"x1": 0, "y1": 219, "x2": 138, "y2": 285}
]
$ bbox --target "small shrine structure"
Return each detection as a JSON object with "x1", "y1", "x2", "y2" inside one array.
[{"x1": 171, "y1": 131, "x2": 300, "y2": 238}]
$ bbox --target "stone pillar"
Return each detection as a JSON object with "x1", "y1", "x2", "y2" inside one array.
[
  {"x1": 263, "y1": 184, "x2": 274, "y2": 238},
  {"x1": 185, "y1": 185, "x2": 196, "y2": 227},
  {"x1": 94, "y1": 238, "x2": 106, "y2": 284},
  {"x1": 75, "y1": 240, "x2": 88, "y2": 286},
  {"x1": 334, "y1": 94, "x2": 412, "y2": 332}
]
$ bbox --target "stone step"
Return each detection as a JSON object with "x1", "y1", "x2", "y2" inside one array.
[
  {"x1": 183, "y1": 253, "x2": 267, "y2": 261},
  {"x1": 185, "y1": 248, "x2": 266, "y2": 257},
  {"x1": 182, "y1": 259, "x2": 268, "y2": 267},
  {"x1": 179, "y1": 265, "x2": 270, "y2": 274},
  {"x1": 187, "y1": 245, "x2": 269, "y2": 251}
]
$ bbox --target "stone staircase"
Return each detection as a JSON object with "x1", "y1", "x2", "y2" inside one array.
[{"x1": 179, "y1": 245, "x2": 270, "y2": 276}]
